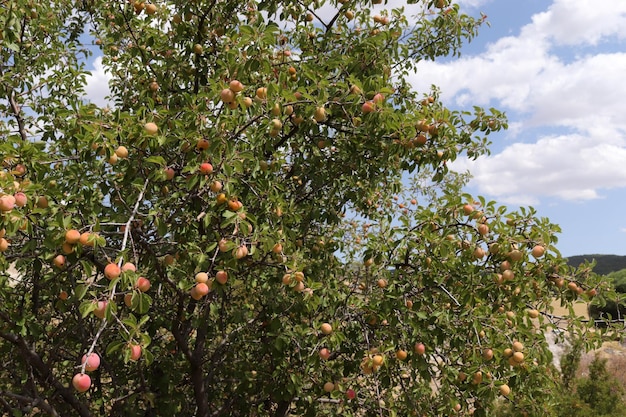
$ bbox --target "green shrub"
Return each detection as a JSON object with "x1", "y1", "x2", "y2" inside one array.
[
  {"x1": 493, "y1": 349, "x2": 626, "y2": 417},
  {"x1": 564, "y1": 355, "x2": 625, "y2": 417}
]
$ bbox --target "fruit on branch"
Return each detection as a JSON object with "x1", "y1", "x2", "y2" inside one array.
[
  {"x1": 104, "y1": 263, "x2": 122, "y2": 280},
  {"x1": 79, "y1": 232, "x2": 95, "y2": 246},
  {"x1": 502, "y1": 270, "x2": 514, "y2": 281},
  {"x1": 531, "y1": 245, "x2": 545, "y2": 258},
  {"x1": 190, "y1": 282, "x2": 210, "y2": 300},
  {"x1": 133, "y1": 2, "x2": 145, "y2": 14},
  {"x1": 136, "y1": 277, "x2": 151, "y2": 292},
  {"x1": 319, "y1": 348, "x2": 331, "y2": 360},
  {"x1": 72, "y1": 373, "x2": 91, "y2": 393},
  {"x1": 313, "y1": 106, "x2": 326, "y2": 122},
  {"x1": 462, "y1": 204, "x2": 474, "y2": 215},
  {"x1": 164, "y1": 167, "x2": 175, "y2": 180},
  {"x1": 215, "y1": 270, "x2": 228, "y2": 285},
  {"x1": 81, "y1": 353, "x2": 101, "y2": 371},
  {"x1": 220, "y1": 88, "x2": 235, "y2": 104},
  {"x1": 272, "y1": 243, "x2": 283, "y2": 254},
  {"x1": 14, "y1": 192, "x2": 27, "y2": 207},
  {"x1": 362, "y1": 101, "x2": 375, "y2": 114},
  {"x1": 65, "y1": 229, "x2": 81, "y2": 244},
  {"x1": 473, "y1": 247, "x2": 486, "y2": 259},
  {"x1": 145, "y1": 3, "x2": 156, "y2": 15},
  {"x1": 144, "y1": 122, "x2": 158, "y2": 135},
  {"x1": 0, "y1": 195, "x2": 16, "y2": 212},
  {"x1": 482, "y1": 348, "x2": 494, "y2": 361},
  {"x1": 61, "y1": 242, "x2": 74, "y2": 255},
  {"x1": 527, "y1": 309, "x2": 539, "y2": 319},
  {"x1": 195, "y1": 272, "x2": 209, "y2": 283},
  {"x1": 218, "y1": 239, "x2": 229, "y2": 252},
  {"x1": 93, "y1": 301, "x2": 108, "y2": 319},
  {"x1": 199, "y1": 163, "x2": 214, "y2": 175},
  {"x1": 129, "y1": 344, "x2": 142, "y2": 361},
  {"x1": 271, "y1": 118, "x2": 282, "y2": 130},
  {"x1": 396, "y1": 349, "x2": 408, "y2": 360},
  {"x1": 36, "y1": 196, "x2": 48, "y2": 208},
  {"x1": 472, "y1": 371, "x2": 483, "y2": 384},
  {"x1": 115, "y1": 146, "x2": 129, "y2": 158},
  {"x1": 229, "y1": 80, "x2": 244, "y2": 93},
  {"x1": 210, "y1": 180, "x2": 223, "y2": 193},
  {"x1": 256, "y1": 87, "x2": 267, "y2": 100},
  {"x1": 227, "y1": 198, "x2": 242, "y2": 211},
  {"x1": 372, "y1": 355, "x2": 384, "y2": 366},
  {"x1": 53, "y1": 255, "x2": 66, "y2": 268},
  {"x1": 509, "y1": 249, "x2": 523, "y2": 262},
  {"x1": 196, "y1": 139, "x2": 209, "y2": 150},
  {"x1": 320, "y1": 323, "x2": 333, "y2": 335},
  {"x1": 234, "y1": 245, "x2": 248, "y2": 259},
  {"x1": 121, "y1": 262, "x2": 136, "y2": 272}
]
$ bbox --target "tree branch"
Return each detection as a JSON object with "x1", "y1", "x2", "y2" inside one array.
[
  {"x1": 0, "y1": 330, "x2": 93, "y2": 417},
  {"x1": 0, "y1": 390, "x2": 60, "y2": 417},
  {"x1": 8, "y1": 91, "x2": 28, "y2": 142}
]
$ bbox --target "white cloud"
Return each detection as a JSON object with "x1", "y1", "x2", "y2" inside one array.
[
  {"x1": 532, "y1": 0, "x2": 626, "y2": 46},
  {"x1": 411, "y1": 0, "x2": 626, "y2": 204},
  {"x1": 409, "y1": 25, "x2": 557, "y2": 108},
  {"x1": 83, "y1": 56, "x2": 112, "y2": 108},
  {"x1": 526, "y1": 53, "x2": 626, "y2": 132},
  {"x1": 451, "y1": 134, "x2": 626, "y2": 205}
]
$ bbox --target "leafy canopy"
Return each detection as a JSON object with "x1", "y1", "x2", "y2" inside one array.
[{"x1": 0, "y1": 0, "x2": 611, "y2": 416}]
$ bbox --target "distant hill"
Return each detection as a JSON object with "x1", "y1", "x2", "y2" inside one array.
[{"x1": 565, "y1": 254, "x2": 626, "y2": 276}]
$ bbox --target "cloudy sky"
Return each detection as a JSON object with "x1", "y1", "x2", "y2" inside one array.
[
  {"x1": 409, "y1": 0, "x2": 626, "y2": 257},
  {"x1": 83, "y1": 0, "x2": 626, "y2": 257}
]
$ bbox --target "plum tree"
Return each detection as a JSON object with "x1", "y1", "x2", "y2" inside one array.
[{"x1": 0, "y1": 1, "x2": 614, "y2": 417}]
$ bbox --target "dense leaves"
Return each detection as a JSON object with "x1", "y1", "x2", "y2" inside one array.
[{"x1": 0, "y1": 0, "x2": 613, "y2": 416}]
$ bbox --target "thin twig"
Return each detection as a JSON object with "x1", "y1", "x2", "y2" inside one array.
[
  {"x1": 438, "y1": 284, "x2": 460, "y2": 306},
  {"x1": 8, "y1": 92, "x2": 28, "y2": 142}
]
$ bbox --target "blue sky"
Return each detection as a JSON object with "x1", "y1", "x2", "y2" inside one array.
[{"x1": 83, "y1": 0, "x2": 626, "y2": 258}]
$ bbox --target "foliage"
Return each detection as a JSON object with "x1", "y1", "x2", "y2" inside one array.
[
  {"x1": 567, "y1": 355, "x2": 626, "y2": 417},
  {"x1": 603, "y1": 268, "x2": 626, "y2": 293},
  {"x1": 588, "y1": 268, "x2": 626, "y2": 323},
  {"x1": 560, "y1": 336, "x2": 583, "y2": 390},
  {"x1": 0, "y1": 0, "x2": 614, "y2": 416},
  {"x1": 566, "y1": 255, "x2": 626, "y2": 277},
  {"x1": 494, "y1": 344, "x2": 626, "y2": 417}
]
